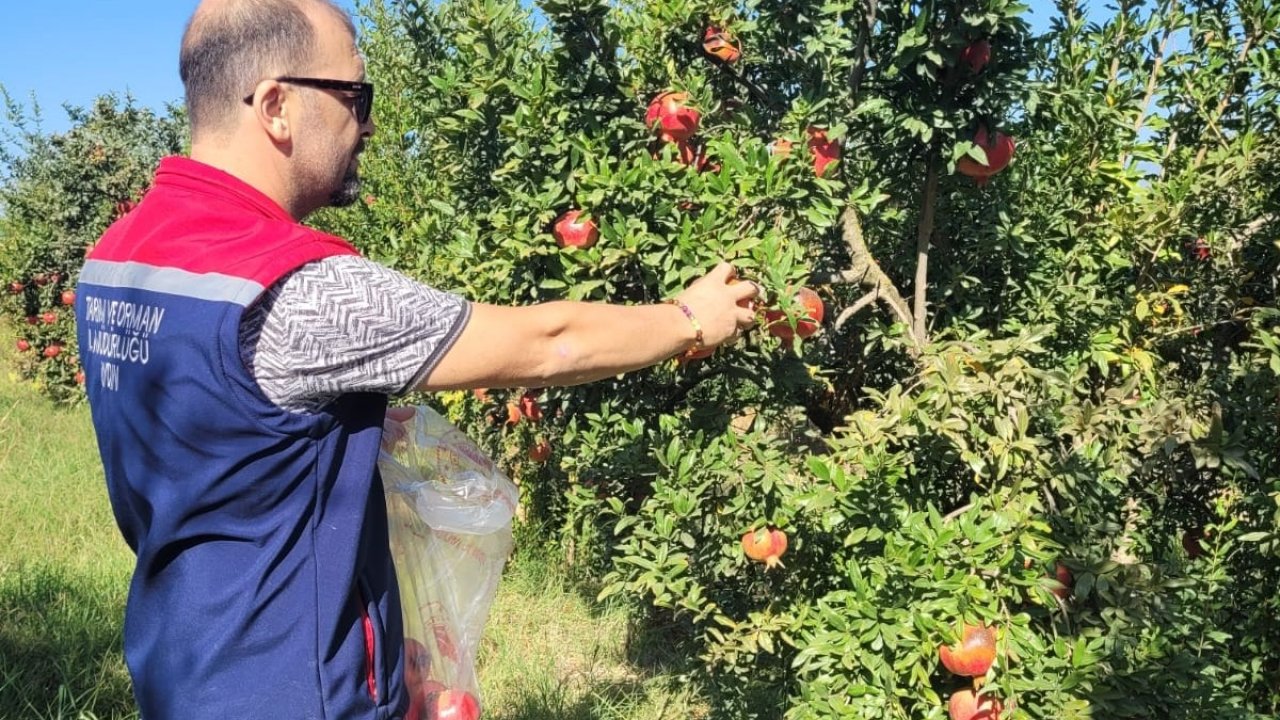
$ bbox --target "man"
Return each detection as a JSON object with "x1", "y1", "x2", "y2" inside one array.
[{"x1": 74, "y1": 0, "x2": 757, "y2": 718}]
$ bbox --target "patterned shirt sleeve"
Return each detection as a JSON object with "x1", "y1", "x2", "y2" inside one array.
[{"x1": 239, "y1": 255, "x2": 471, "y2": 413}]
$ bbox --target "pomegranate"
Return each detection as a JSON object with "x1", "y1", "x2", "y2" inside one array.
[
  {"x1": 949, "y1": 689, "x2": 1002, "y2": 720},
  {"x1": 956, "y1": 126, "x2": 1015, "y2": 185},
  {"x1": 43, "y1": 342, "x2": 63, "y2": 359},
  {"x1": 1183, "y1": 527, "x2": 1207, "y2": 559},
  {"x1": 553, "y1": 209, "x2": 599, "y2": 249},
  {"x1": 16, "y1": 339, "x2": 31, "y2": 352},
  {"x1": 518, "y1": 392, "x2": 543, "y2": 423},
  {"x1": 529, "y1": 439, "x2": 552, "y2": 463},
  {"x1": 1187, "y1": 236, "x2": 1211, "y2": 262},
  {"x1": 675, "y1": 139, "x2": 704, "y2": 169},
  {"x1": 645, "y1": 91, "x2": 701, "y2": 143},
  {"x1": 61, "y1": 290, "x2": 76, "y2": 306},
  {"x1": 75, "y1": 370, "x2": 85, "y2": 385},
  {"x1": 1052, "y1": 562, "x2": 1073, "y2": 600},
  {"x1": 504, "y1": 402, "x2": 522, "y2": 426},
  {"x1": 41, "y1": 311, "x2": 57, "y2": 325},
  {"x1": 702, "y1": 26, "x2": 742, "y2": 63},
  {"x1": 433, "y1": 689, "x2": 481, "y2": 720},
  {"x1": 33, "y1": 273, "x2": 49, "y2": 287},
  {"x1": 959, "y1": 39, "x2": 991, "y2": 74},
  {"x1": 9, "y1": 281, "x2": 25, "y2": 294},
  {"x1": 741, "y1": 527, "x2": 788, "y2": 569},
  {"x1": 764, "y1": 287, "x2": 824, "y2": 340},
  {"x1": 24, "y1": 315, "x2": 38, "y2": 325},
  {"x1": 403, "y1": 637, "x2": 431, "y2": 703},
  {"x1": 806, "y1": 127, "x2": 841, "y2": 177},
  {"x1": 939, "y1": 624, "x2": 997, "y2": 677}
]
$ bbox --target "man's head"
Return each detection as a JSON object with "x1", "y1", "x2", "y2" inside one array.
[{"x1": 180, "y1": 0, "x2": 374, "y2": 218}]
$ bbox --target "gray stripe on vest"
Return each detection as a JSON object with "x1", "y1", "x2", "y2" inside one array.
[{"x1": 80, "y1": 260, "x2": 265, "y2": 306}]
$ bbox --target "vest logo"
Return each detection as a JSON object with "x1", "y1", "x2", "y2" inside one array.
[{"x1": 82, "y1": 295, "x2": 168, "y2": 392}]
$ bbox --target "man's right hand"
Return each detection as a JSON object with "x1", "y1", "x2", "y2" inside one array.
[{"x1": 674, "y1": 262, "x2": 761, "y2": 351}]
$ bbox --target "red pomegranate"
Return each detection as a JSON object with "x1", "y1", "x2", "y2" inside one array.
[
  {"x1": 741, "y1": 527, "x2": 788, "y2": 569},
  {"x1": 939, "y1": 624, "x2": 997, "y2": 677},
  {"x1": 552, "y1": 209, "x2": 600, "y2": 249},
  {"x1": 959, "y1": 39, "x2": 991, "y2": 73},
  {"x1": 956, "y1": 126, "x2": 1015, "y2": 185},
  {"x1": 645, "y1": 91, "x2": 701, "y2": 143},
  {"x1": 949, "y1": 688, "x2": 1003, "y2": 720},
  {"x1": 806, "y1": 127, "x2": 841, "y2": 177},
  {"x1": 702, "y1": 26, "x2": 742, "y2": 63},
  {"x1": 764, "y1": 287, "x2": 824, "y2": 340},
  {"x1": 518, "y1": 392, "x2": 543, "y2": 423},
  {"x1": 529, "y1": 440, "x2": 552, "y2": 463}
]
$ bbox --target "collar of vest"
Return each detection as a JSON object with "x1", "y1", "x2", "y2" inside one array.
[{"x1": 154, "y1": 156, "x2": 295, "y2": 223}]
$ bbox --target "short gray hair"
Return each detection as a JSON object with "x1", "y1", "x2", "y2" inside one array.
[{"x1": 179, "y1": 0, "x2": 355, "y2": 135}]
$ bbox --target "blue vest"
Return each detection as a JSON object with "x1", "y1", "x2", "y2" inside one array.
[{"x1": 75, "y1": 157, "x2": 408, "y2": 720}]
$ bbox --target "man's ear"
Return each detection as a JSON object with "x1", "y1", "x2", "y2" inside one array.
[{"x1": 250, "y1": 81, "x2": 293, "y2": 144}]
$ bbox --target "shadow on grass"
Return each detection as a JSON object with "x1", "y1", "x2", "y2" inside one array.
[
  {"x1": 0, "y1": 562, "x2": 136, "y2": 720},
  {"x1": 486, "y1": 670, "x2": 712, "y2": 720}
]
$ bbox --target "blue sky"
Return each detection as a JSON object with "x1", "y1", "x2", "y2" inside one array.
[{"x1": 1, "y1": 0, "x2": 1058, "y2": 136}]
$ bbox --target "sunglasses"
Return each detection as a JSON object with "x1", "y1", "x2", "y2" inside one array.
[{"x1": 243, "y1": 76, "x2": 375, "y2": 124}]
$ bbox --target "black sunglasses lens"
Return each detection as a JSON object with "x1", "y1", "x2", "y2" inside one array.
[{"x1": 358, "y1": 86, "x2": 373, "y2": 123}]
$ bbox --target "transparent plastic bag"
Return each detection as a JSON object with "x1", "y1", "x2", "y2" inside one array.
[{"x1": 380, "y1": 405, "x2": 518, "y2": 720}]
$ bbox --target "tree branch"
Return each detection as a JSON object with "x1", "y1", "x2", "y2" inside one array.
[
  {"x1": 835, "y1": 288, "x2": 880, "y2": 328},
  {"x1": 1121, "y1": 4, "x2": 1176, "y2": 168},
  {"x1": 1193, "y1": 31, "x2": 1256, "y2": 169},
  {"x1": 912, "y1": 155, "x2": 941, "y2": 344},
  {"x1": 820, "y1": 207, "x2": 919, "y2": 353},
  {"x1": 847, "y1": 0, "x2": 879, "y2": 101},
  {"x1": 695, "y1": 42, "x2": 775, "y2": 111}
]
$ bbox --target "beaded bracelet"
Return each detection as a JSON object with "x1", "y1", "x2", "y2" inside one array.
[{"x1": 664, "y1": 298, "x2": 705, "y2": 359}]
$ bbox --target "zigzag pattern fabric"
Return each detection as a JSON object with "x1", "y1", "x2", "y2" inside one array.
[{"x1": 240, "y1": 255, "x2": 471, "y2": 413}]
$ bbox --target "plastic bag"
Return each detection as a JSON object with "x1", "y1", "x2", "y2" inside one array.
[{"x1": 380, "y1": 405, "x2": 518, "y2": 720}]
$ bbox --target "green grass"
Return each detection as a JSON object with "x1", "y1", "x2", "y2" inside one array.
[{"x1": 0, "y1": 348, "x2": 698, "y2": 720}]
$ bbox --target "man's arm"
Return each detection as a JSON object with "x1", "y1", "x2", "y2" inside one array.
[{"x1": 419, "y1": 262, "x2": 758, "y2": 392}]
